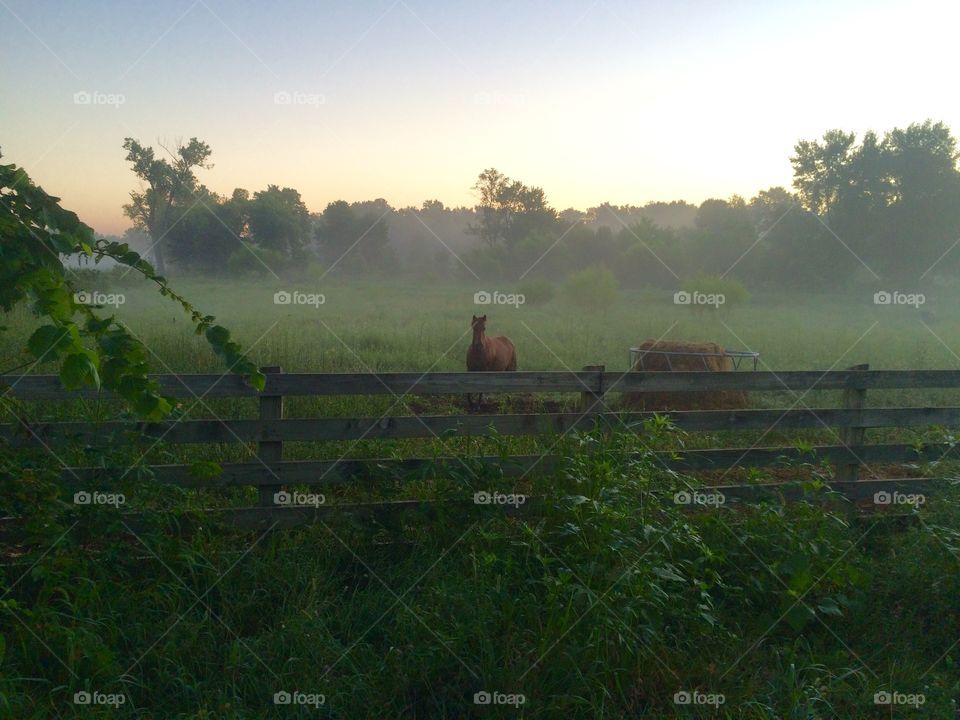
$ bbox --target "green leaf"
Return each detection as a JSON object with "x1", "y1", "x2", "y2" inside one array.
[
  {"x1": 248, "y1": 370, "x2": 266, "y2": 391},
  {"x1": 817, "y1": 597, "x2": 843, "y2": 617},
  {"x1": 27, "y1": 325, "x2": 72, "y2": 361},
  {"x1": 130, "y1": 392, "x2": 171, "y2": 421},
  {"x1": 782, "y1": 603, "x2": 815, "y2": 631},
  {"x1": 652, "y1": 565, "x2": 685, "y2": 583},
  {"x1": 48, "y1": 232, "x2": 76, "y2": 254},
  {"x1": 205, "y1": 325, "x2": 230, "y2": 346},
  {"x1": 60, "y1": 352, "x2": 100, "y2": 390}
]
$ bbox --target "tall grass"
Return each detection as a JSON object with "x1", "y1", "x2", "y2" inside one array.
[
  {"x1": 3, "y1": 426, "x2": 960, "y2": 717},
  {"x1": 4, "y1": 277, "x2": 960, "y2": 716}
]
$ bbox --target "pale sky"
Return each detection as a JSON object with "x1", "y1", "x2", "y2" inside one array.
[{"x1": 3, "y1": 0, "x2": 959, "y2": 234}]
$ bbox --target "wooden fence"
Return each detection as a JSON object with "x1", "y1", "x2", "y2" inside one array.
[{"x1": 3, "y1": 364, "x2": 960, "y2": 529}]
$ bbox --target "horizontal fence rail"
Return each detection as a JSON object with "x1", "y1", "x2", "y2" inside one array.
[
  {"x1": 7, "y1": 369, "x2": 960, "y2": 400},
  {"x1": 54, "y1": 443, "x2": 958, "y2": 486},
  {"x1": 5, "y1": 366, "x2": 960, "y2": 529},
  {"x1": 5, "y1": 407, "x2": 960, "y2": 447}
]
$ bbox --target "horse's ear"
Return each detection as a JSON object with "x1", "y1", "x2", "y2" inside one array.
[
  {"x1": 471, "y1": 314, "x2": 477, "y2": 322},
  {"x1": 481, "y1": 314, "x2": 487, "y2": 321}
]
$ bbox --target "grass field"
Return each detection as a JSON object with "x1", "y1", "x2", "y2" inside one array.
[
  {"x1": 4, "y1": 274, "x2": 960, "y2": 718},
  {"x1": 5, "y1": 274, "x2": 959, "y2": 469},
  {"x1": 9, "y1": 274, "x2": 956, "y2": 374}
]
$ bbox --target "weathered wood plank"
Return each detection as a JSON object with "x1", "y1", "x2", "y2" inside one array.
[
  {"x1": 10, "y1": 407, "x2": 960, "y2": 446},
  {"x1": 216, "y1": 497, "x2": 539, "y2": 530},
  {"x1": 0, "y1": 371, "x2": 601, "y2": 399},
  {"x1": 660, "y1": 442, "x2": 955, "y2": 470},
  {"x1": 715, "y1": 477, "x2": 948, "y2": 502},
  {"x1": 61, "y1": 454, "x2": 560, "y2": 486},
  {"x1": 7, "y1": 369, "x2": 960, "y2": 400},
  {"x1": 836, "y1": 363, "x2": 869, "y2": 482},
  {"x1": 55, "y1": 443, "x2": 958, "y2": 486}
]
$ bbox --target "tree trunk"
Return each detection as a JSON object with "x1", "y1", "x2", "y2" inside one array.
[{"x1": 151, "y1": 233, "x2": 167, "y2": 275}]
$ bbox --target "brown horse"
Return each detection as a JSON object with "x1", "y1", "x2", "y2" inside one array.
[{"x1": 466, "y1": 314, "x2": 517, "y2": 408}]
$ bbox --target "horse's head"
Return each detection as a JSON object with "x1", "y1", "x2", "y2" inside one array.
[{"x1": 471, "y1": 314, "x2": 487, "y2": 334}]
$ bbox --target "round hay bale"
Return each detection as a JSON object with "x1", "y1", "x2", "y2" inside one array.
[{"x1": 623, "y1": 339, "x2": 748, "y2": 411}]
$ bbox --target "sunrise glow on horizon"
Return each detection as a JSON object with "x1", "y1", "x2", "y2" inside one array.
[{"x1": 4, "y1": 0, "x2": 960, "y2": 235}]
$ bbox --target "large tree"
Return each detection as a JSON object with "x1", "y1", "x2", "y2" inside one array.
[
  {"x1": 122, "y1": 137, "x2": 212, "y2": 275},
  {"x1": 247, "y1": 185, "x2": 311, "y2": 258},
  {"x1": 690, "y1": 196, "x2": 755, "y2": 275},
  {"x1": 469, "y1": 168, "x2": 557, "y2": 249},
  {"x1": 791, "y1": 121, "x2": 960, "y2": 279},
  {"x1": 161, "y1": 186, "x2": 247, "y2": 274},
  {"x1": 314, "y1": 200, "x2": 392, "y2": 274}
]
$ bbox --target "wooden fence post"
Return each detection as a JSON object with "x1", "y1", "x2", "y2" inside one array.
[
  {"x1": 580, "y1": 365, "x2": 606, "y2": 415},
  {"x1": 835, "y1": 363, "x2": 869, "y2": 482},
  {"x1": 258, "y1": 366, "x2": 283, "y2": 506}
]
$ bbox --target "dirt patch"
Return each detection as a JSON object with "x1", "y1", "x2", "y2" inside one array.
[{"x1": 405, "y1": 395, "x2": 569, "y2": 416}]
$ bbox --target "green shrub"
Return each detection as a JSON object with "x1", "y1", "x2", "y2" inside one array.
[
  {"x1": 517, "y1": 278, "x2": 555, "y2": 306},
  {"x1": 289, "y1": 258, "x2": 325, "y2": 282},
  {"x1": 679, "y1": 273, "x2": 749, "y2": 308},
  {"x1": 225, "y1": 246, "x2": 293, "y2": 277},
  {"x1": 563, "y1": 265, "x2": 619, "y2": 310}
]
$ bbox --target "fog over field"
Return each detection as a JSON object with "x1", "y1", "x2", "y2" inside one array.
[{"x1": 5, "y1": 1, "x2": 960, "y2": 718}]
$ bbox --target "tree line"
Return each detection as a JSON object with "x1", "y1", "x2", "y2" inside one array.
[{"x1": 120, "y1": 120, "x2": 960, "y2": 289}]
